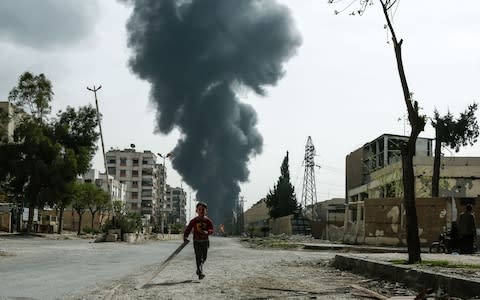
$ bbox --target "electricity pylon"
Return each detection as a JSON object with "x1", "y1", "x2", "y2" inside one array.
[{"x1": 301, "y1": 136, "x2": 318, "y2": 220}]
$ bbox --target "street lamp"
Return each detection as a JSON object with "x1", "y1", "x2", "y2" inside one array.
[{"x1": 157, "y1": 152, "x2": 172, "y2": 234}]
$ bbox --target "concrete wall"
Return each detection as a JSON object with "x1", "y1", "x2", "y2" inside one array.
[
  {"x1": 343, "y1": 201, "x2": 365, "y2": 244},
  {"x1": 0, "y1": 212, "x2": 10, "y2": 232},
  {"x1": 244, "y1": 199, "x2": 269, "y2": 228},
  {"x1": 62, "y1": 209, "x2": 110, "y2": 232},
  {"x1": 344, "y1": 197, "x2": 480, "y2": 246},
  {"x1": 269, "y1": 215, "x2": 292, "y2": 235},
  {"x1": 346, "y1": 148, "x2": 364, "y2": 194}
]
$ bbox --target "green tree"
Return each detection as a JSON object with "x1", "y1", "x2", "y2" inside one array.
[
  {"x1": 431, "y1": 104, "x2": 479, "y2": 197},
  {"x1": 86, "y1": 187, "x2": 110, "y2": 230},
  {"x1": 72, "y1": 183, "x2": 96, "y2": 235},
  {"x1": 1, "y1": 72, "x2": 99, "y2": 233},
  {"x1": 5, "y1": 72, "x2": 55, "y2": 232},
  {"x1": 8, "y1": 72, "x2": 53, "y2": 121},
  {"x1": 330, "y1": 0, "x2": 424, "y2": 263},
  {"x1": 52, "y1": 105, "x2": 99, "y2": 233},
  {"x1": 266, "y1": 151, "x2": 298, "y2": 219}
]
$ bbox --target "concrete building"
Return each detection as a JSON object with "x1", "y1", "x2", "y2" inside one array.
[
  {"x1": 344, "y1": 133, "x2": 480, "y2": 246},
  {"x1": 105, "y1": 148, "x2": 163, "y2": 220},
  {"x1": 165, "y1": 185, "x2": 187, "y2": 225},
  {"x1": 346, "y1": 133, "x2": 434, "y2": 203},
  {"x1": 81, "y1": 169, "x2": 127, "y2": 203}
]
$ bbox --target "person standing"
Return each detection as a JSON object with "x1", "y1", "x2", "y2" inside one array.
[
  {"x1": 458, "y1": 204, "x2": 476, "y2": 254},
  {"x1": 184, "y1": 202, "x2": 214, "y2": 279}
]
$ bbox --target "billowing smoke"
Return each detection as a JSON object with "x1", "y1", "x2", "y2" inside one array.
[{"x1": 125, "y1": 0, "x2": 301, "y2": 223}]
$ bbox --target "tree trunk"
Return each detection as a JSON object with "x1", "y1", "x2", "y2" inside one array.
[
  {"x1": 91, "y1": 211, "x2": 96, "y2": 229},
  {"x1": 77, "y1": 213, "x2": 83, "y2": 235},
  {"x1": 57, "y1": 206, "x2": 64, "y2": 234},
  {"x1": 401, "y1": 140, "x2": 422, "y2": 263},
  {"x1": 431, "y1": 128, "x2": 442, "y2": 197},
  {"x1": 27, "y1": 203, "x2": 34, "y2": 233},
  {"x1": 380, "y1": 0, "x2": 424, "y2": 263}
]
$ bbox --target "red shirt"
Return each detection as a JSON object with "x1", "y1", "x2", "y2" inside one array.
[{"x1": 184, "y1": 216, "x2": 214, "y2": 241}]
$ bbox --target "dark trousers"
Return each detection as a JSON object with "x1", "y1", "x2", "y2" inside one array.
[
  {"x1": 193, "y1": 240, "x2": 209, "y2": 274},
  {"x1": 459, "y1": 235, "x2": 475, "y2": 254}
]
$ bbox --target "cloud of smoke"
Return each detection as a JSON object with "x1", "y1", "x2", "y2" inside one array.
[{"x1": 124, "y1": 0, "x2": 301, "y2": 223}]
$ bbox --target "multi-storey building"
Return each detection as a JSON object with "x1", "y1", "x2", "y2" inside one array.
[
  {"x1": 105, "y1": 149, "x2": 163, "y2": 219},
  {"x1": 81, "y1": 169, "x2": 127, "y2": 203},
  {"x1": 165, "y1": 185, "x2": 187, "y2": 225},
  {"x1": 346, "y1": 133, "x2": 433, "y2": 203}
]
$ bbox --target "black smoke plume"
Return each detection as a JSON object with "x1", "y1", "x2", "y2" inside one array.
[{"x1": 125, "y1": 0, "x2": 301, "y2": 223}]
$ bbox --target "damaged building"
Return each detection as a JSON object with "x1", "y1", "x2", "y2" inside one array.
[{"x1": 345, "y1": 133, "x2": 480, "y2": 246}]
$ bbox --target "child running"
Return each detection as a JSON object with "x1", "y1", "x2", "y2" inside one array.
[{"x1": 183, "y1": 202, "x2": 214, "y2": 279}]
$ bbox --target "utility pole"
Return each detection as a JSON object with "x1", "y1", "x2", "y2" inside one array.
[
  {"x1": 238, "y1": 196, "x2": 245, "y2": 234},
  {"x1": 157, "y1": 152, "x2": 171, "y2": 233},
  {"x1": 87, "y1": 85, "x2": 111, "y2": 200}
]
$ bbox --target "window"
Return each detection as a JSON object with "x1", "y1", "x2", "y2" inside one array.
[
  {"x1": 120, "y1": 158, "x2": 127, "y2": 166},
  {"x1": 142, "y1": 160, "x2": 148, "y2": 165},
  {"x1": 133, "y1": 159, "x2": 139, "y2": 166},
  {"x1": 131, "y1": 192, "x2": 138, "y2": 199},
  {"x1": 142, "y1": 168, "x2": 152, "y2": 175},
  {"x1": 107, "y1": 167, "x2": 116, "y2": 174},
  {"x1": 107, "y1": 157, "x2": 116, "y2": 164},
  {"x1": 132, "y1": 181, "x2": 138, "y2": 188},
  {"x1": 131, "y1": 203, "x2": 138, "y2": 209},
  {"x1": 120, "y1": 170, "x2": 126, "y2": 177},
  {"x1": 350, "y1": 207, "x2": 357, "y2": 222},
  {"x1": 132, "y1": 170, "x2": 139, "y2": 177},
  {"x1": 141, "y1": 200, "x2": 152, "y2": 208},
  {"x1": 142, "y1": 180, "x2": 153, "y2": 187}
]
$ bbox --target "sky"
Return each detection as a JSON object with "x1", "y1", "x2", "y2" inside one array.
[{"x1": 1, "y1": 0, "x2": 479, "y2": 216}]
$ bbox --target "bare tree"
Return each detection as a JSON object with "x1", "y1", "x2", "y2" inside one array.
[{"x1": 330, "y1": 0, "x2": 425, "y2": 263}]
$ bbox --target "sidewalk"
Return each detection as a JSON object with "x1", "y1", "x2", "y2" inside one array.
[{"x1": 303, "y1": 242, "x2": 480, "y2": 299}]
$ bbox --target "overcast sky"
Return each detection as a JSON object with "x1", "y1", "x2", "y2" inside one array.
[{"x1": 1, "y1": 0, "x2": 479, "y2": 213}]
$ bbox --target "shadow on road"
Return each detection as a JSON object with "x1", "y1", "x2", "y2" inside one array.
[{"x1": 143, "y1": 279, "x2": 200, "y2": 288}]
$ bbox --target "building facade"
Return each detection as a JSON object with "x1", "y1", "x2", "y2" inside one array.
[
  {"x1": 344, "y1": 133, "x2": 480, "y2": 246},
  {"x1": 105, "y1": 149, "x2": 162, "y2": 219},
  {"x1": 81, "y1": 169, "x2": 127, "y2": 203},
  {"x1": 165, "y1": 185, "x2": 187, "y2": 225},
  {"x1": 346, "y1": 133, "x2": 433, "y2": 203}
]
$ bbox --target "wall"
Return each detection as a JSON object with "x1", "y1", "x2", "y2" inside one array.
[
  {"x1": 346, "y1": 148, "x2": 364, "y2": 196},
  {"x1": 244, "y1": 199, "x2": 269, "y2": 229},
  {"x1": 269, "y1": 215, "x2": 292, "y2": 235},
  {"x1": 0, "y1": 212, "x2": 10, "y2": 232},
  {"x1": 345, "y1": 197, "x2": 480, "y2": 246},
  {"x1": 62, "y1": 209, "x2": 110, "y2": 232}
]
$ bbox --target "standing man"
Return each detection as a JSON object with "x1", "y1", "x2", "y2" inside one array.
[
  {"x1": 184, "y1": 202, "x2": 214, "y2": 279},
  {"x1": 458, "y1": 204, "x2": 476, "y2": 254}
]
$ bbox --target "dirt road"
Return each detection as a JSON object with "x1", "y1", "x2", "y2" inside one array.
[
  {"x1": 1, "y1": 235, "x2": 417, "y2": 299},
  {"x1": 72, "y1": 237, "x2": 414, "y2": 299}
]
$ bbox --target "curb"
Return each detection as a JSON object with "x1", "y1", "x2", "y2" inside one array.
[
  {"x1": 333, "y1": 254, "x2": 480, "y2": 299},
  {"x1": 303, "y1": 243, "x2": 410, "y2": 253}
]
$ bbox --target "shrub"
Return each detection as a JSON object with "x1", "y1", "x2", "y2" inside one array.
[{"x1": 102, "y1": 211, "x2": 142, "y2": 235}]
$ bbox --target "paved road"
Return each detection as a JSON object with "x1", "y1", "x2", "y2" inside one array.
[{"x1": 0, "y1": 235, "x2": 181, "y2": 299}]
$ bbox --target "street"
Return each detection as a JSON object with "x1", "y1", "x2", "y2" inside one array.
[{"x1": 1, "y1": 235, "x2": 416, "y2": 299}]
